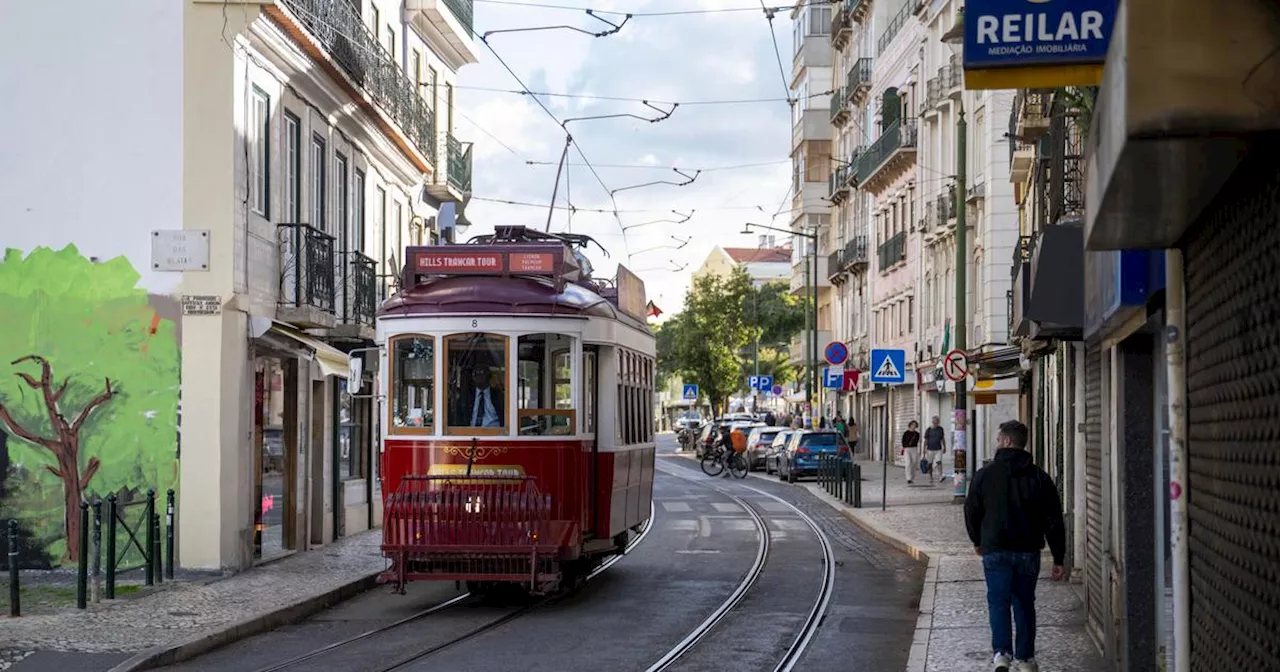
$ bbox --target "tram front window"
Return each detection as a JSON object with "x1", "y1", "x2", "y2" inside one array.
[
  {"x1": 517, "y1": 334, "x2": 576, "y2": 436},
  {"x1": 390, "y1": 336, "x2": 434, "y2": 432},
  {"x1": 445, "y1": 333, "x2": 509, "y2": 435}
]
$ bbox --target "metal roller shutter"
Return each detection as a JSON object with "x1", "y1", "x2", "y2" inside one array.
[
  {"x1": 1181, "y1": 151, "x2": 1280, "y2": 671},
  {"x1": 893, "y1": 382, "x2": 917, "y2": 438},
  {"x1": 1083, "y1": 341, "x2": 1106, "y2": 642}
]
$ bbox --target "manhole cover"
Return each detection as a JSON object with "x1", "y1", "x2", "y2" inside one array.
[{"x1": 169, "y1": 611, "x2": 197, "y2": 617}]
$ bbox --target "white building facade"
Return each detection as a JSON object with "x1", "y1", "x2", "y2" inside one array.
[{"x1": 0, "y1": 0, "x2": 476, "y2": 572}]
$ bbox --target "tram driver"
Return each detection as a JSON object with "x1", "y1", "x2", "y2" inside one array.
[{"x1": 456, "y1": 363, "x2": 504, "y2": 428}]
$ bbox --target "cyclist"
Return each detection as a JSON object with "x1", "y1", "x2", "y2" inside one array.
[{"x1": 718, "y1": 426, "x2": 735, "y2": 477}]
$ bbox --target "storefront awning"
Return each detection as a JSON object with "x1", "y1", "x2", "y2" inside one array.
[
  {"x1": 969, "y1": 346, "x2": 1022, "y2": 380},
  {"x1": 260, "y1": 322, "x2": 349, "y2": 378}
]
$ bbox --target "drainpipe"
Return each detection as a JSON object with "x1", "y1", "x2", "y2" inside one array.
[
  {"x1": 1164, "y1": 249, "x2": 1189, "y2": 672},
  {"x1": 1072, "y1": 341, "x2": 1086, "y2": 577}
]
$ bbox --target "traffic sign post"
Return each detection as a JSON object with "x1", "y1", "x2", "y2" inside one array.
[
  {"x1": 943, "y1": 349, "x2": 969, "y2": 382},
  {"x1": 869, "y1": 348, "x2": 907, "y2": 512},
  {"x1": 682, "y1": 384, "x2": 698, "y2": 400}
]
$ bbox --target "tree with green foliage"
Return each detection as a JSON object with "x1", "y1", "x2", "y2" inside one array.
[
  {"x1": 737, "y1": 280, "x2": 805, "y2": 393},
  {"x1": 0, "y1": 245, "x2": 179, "y2": 564},
  {"x1": 673, "y1": 269, "x2": 755, "y2": 415}
]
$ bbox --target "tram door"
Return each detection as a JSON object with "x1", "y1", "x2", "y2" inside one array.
[{"x1": 583, "y1": 345, "x2": 599, "y2": 536}]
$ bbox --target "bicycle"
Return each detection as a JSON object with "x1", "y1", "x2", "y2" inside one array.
[{"x1": 700, "y1": 445, "x2": 749, "y2": 479}]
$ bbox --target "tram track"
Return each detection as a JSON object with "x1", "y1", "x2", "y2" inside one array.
[
  {"x1": 649, "y1": 464, "x2": 836, "y2": 672},
  {"x1": 250, "y1": 501, "x2": 656, "y2": 672}
]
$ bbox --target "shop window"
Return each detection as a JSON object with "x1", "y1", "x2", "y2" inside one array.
[
  {"x1": 390, "y1": 335, "x2": 435, "y2": 432},
  {"x1": 445, "y1": 333, "x2": 509, "y2": 435},
  {"x1": 516, "y1": 334, "x2": 576, "y2": 436}
]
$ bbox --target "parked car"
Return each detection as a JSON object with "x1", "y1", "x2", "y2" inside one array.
[
  {"x1": 676, "y1": 410, "x2": 703, "y2": 431},
  {"x1": 745, "y1": 426, "x2": 785, "y2": 471},
  {"x1": 777, "y1": 430, "x2": 851, "y2": 483},
  {"x1": 695, "y1": 420, "x2": 733, "y2": 458},
  {"x1": 763, "y1": 430, "x2": 794, "y2": 474}
]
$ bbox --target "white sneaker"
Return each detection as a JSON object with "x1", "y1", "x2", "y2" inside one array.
[
  {"x1": 992, "y1": 653, "x2": 1012, "y2": 672},
  {"x1": 1015, "y1": 659, "x2": 1039, "y2": 672}
]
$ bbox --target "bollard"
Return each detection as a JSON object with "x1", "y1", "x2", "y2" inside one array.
[
  {"x1": 8, "y1": 519, "x2": 20, "y2": 617},
  {"x1": 165, "y1": 489, "x2": 175, "y2": 581},
  {"x1": 91, "y1": 500, "x2": 102, "y2": 603},
  {"x1": 105, "y1": 495, "x2": 117, "y2": 599},
  {"x1": 152, "y1": 512, "x2": 163, "y2": 584},
  {"x1": 835, "y1": 460, "x2": 844, "y2": 501},
  {"x1": 852, "y1": 463, "x2": 862, "y2": 508},
  {"x1": 76, "y1": 502, "x2": 89, "y2": 609},
  {"x1": 144, "y1": 490, "x2": 155, "y2": 586}
]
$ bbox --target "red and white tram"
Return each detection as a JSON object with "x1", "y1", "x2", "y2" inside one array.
[{"x1": 372, "y1": 226, "x2": 656, "y2": 594}]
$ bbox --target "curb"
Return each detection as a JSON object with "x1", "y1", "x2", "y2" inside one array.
[{"x1": 106, "y1": 571, "x2": 381, "y2": 672}]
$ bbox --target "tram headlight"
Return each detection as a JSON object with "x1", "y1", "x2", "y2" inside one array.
[{"x1": 465, "y1": 496, "x2": 483, "y2": 513}]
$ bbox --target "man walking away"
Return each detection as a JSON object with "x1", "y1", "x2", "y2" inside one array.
[
  {"x1": 923, "y1": 416, "x2": 947, "y2": 483},
  {"x1": 964, "y1": 420, "x2": 1066, "y2": 672}
]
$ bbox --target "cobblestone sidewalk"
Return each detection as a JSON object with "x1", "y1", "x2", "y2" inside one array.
[
  {"x1": 0, "y1": 529, "x2": 384, "y2": 670},
  {"x1": 798, "y1": 456, "x2": 1106, "y2": 672}
]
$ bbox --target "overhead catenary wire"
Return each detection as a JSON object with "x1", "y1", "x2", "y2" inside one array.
[
  {"x1": 451, "y1": 84, "x2": 835, "y2": 106},
  {"x1": 759, "y1": 1, "x2": 794, "y2": 103},
  {"x1": 471, "y1": 196, "x2": 775, "y2": 214},
  {"x1": 475, "y1": 0, "x2": 837, "y2": 17},
  {"x1": 524, "y1": 158, "x2": 789, "y2": 171}
]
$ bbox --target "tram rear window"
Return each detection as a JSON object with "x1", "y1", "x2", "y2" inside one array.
[
  {"x1": 390, "y1": 336, "x2": 434, "y2": 433},
  {"x1": 445, "y1": 333, "x2": 509, "y2": 435}
]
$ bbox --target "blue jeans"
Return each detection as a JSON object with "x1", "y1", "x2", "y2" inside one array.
[{"x1": 982, "y1": 551, "x2": 1040, "y2": 660}]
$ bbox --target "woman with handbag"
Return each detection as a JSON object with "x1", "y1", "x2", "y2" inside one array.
[{"x1": 902, "y1": 420, "x2": 921, "y2": 484}]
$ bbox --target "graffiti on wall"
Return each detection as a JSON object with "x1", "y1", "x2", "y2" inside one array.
[{"x1": 0, "y1": 245, "x2": 180, "y2": 566}]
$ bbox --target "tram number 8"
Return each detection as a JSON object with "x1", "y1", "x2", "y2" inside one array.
[{"x1": 471, "y1": 319, "x2": 478, "y2": 328}]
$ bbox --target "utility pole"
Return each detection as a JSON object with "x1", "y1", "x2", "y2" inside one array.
[
  {"x1": 952, "y1": 100, "x2": 969, "y2": 503},
  {"x1": 811, "y1": 236, "x2": 819, "y2": 426},
  {"x1": 804, "y1": 255, "x2": 813, "y2": 417}
]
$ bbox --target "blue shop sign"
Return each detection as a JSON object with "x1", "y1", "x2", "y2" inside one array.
[
  {"x1": 963, "y1": 0, "x2": 1118, "y2": 71},
  {"x1": 1084, "y1": 249, "x2": 1166, "y2": 340}
]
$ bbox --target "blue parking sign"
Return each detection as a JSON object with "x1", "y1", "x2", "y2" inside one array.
[
  {"x1": 757, "y1": 375, "x2": 773, "y2": 391},
  {"x1": 823, "y1": 367, "x2": 843, "y2": 389}
]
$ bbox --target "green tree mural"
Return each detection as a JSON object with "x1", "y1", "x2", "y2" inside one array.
[{"x1": 0, "y1": 245, "x2": 179, "y2": 564}]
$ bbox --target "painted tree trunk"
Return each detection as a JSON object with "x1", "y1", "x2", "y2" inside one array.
[{"x1": 59, "y1": 451, "x2": 85, "y2": 564}]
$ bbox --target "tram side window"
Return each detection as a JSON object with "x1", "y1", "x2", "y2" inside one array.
[
  {"x1": 390, "y1": 335, "x2": 434, "y2": 432},
  {"x1": 516, "y1": 333, "x2": 576, "y2": 436},
  {"x1": 445, "y1": 333, "x2": 509, "y2": 435},
  {"x1": 582, "y1": 347, "x2": 597, "y2": 433}
]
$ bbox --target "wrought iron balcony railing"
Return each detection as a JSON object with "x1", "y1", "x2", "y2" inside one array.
[
  {"x1": 278, "y1": 223, "x2": 336, "y2": 313},
  {"x1": 938, "y1": 189, "x2": 956, "y2": 222},
  {"x1": 442, "y1": 0, "x2": 474, "y2": 37},
  {"x1": 830, "y1": 89, "x2": 849, "y2": 123},
  {"x1": 940, "y1": 55, "x2": 962, "y2": 91},
  {"x1": 845, "y1": 58, "x2": 873, "y2": 98},
  {"x1": 341, "y1": 251, "x2": 377, "y2": 327},
  {"x1": 877, "y1": 231, "x2": 907, "y2": 271},
  {"x1": 280, "y1": 0, "x2": 436, "y2": 164},
  {"x1": 924, "y1": 76, "x2": 941, "y2": 111},
  {"x1": 857, "y1": 118, "x2": 918, "y2": 183},
  {"x1": 843, "y1": 234, "x2": 869, "y2": 269},
  {"x1": 877, "y1": 0, "x2": 913, "y2": 55},
  {"x1": 921, "y1": 200, "x2": 937, "y2": 232},
  {"x1": 446, "y1": 134, "x2": 473, "y2": 193},
  {"x1": 827, "y1": 250, "x2": 845, "y2": 280}
]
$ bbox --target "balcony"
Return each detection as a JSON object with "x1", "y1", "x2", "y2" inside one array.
[
  {"x1": 831, "y1": 3, "x2": 852, "y2": 49},
  {"x1": 856, "y1": 118, "x2": 918, "y2": 193},
  {"x1": 844, "y1": 58, "x2": 874, "y2": 106},
  {"x1": 923, "y1": 76, "x2": 941, "y2": 115},
  {"x1": 1012, "y1": 90, "x2": 1051, "y2": 142},
  {"x1": 790, "y1": 255, "x2": 832, "y2": 296},
  {"x1": 277, "y1": 223, "x2": 337, "y2": 329},
  {"x1": 830, "y1": 89, "x2": 850, "y2": 126},
  {"x1": 846, "y1": 0, "x2": 871, "y2": 24},
  {"x1": 920, "y1": 200, "x2": 937, "y2": 233},
  {"x1": 333, "y1": 251, "x2": 377, "y2": 340},
  {"x1": 877, "y1": 1, "x2": 913, "y2": 55},
  {"x1": 967, "y1": 180, "x2": 986, "y2": 202},
  {"x1": 278, "y1": 0, "x2": 436, "y2": 166},
  {"x1": 827, "y1": 249, "x2": 845, "y2": 282},
  {"x1": 877, "y1": 231, "x2": 906, "y2": 272},
  {"x1": 843, "y1": 235, "x2": 869, "y2": 271},
  {"x1": 427, "y1": 133, "x2": 473, "y2": 201},
  {"x1": 829, "y1": 166, "x2": 852, "y2": 203},
  {"x1": 405, "y1": 0, "x2": 479, "y2": 67},
  {"x1": 1009, "y1": 141, "x2": 1035, "y2": 183},
  {"x1": 942, "y1": 55, "x2": 963, "y2": 95},
  {"x1": 789, "y1": 330, "x2": 833, "y2": 366}
]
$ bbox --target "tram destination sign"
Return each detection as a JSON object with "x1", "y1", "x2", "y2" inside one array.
[{"x1": 405, "y1": 244, "x2": 568, "y2": 283}]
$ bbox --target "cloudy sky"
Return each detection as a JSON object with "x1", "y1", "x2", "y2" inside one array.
[{"x1": 458, "y1": 0, "x2": 805, "y2": 313}]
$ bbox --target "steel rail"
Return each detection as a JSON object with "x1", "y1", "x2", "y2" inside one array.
[
  {"x1": 643, "y1": 469, "x2": 771, "y2": 672},
  {"x1": 255, "y1": 500, "x2": 656, "y2": 672},
  {"x1": 373, "y1": 500, "x2": 657, "y2": 672}
]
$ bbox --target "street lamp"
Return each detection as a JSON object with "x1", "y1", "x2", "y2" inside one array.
[
  {"x1": 744, "y1": 221, "x2": 820, "y2": 425},
  {"x1": 942, "y1": 10, "x2": 970, "y2": 501}
]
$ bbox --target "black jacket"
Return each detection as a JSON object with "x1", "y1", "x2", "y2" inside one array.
[{"x1": 964, "y1": 448, "x2": 1066, "y2": 565}]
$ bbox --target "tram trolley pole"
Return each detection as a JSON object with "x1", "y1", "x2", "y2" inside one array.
[{"x1": 8, "y1": 519, "x2": 20, "y2": 617}]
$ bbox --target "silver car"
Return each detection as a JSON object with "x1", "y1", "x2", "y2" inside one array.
[{"x1": 745, "y1": 427, "x2": 784, "y2": 470}]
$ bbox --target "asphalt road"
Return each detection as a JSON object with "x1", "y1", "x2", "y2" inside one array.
[{"x1": 158, "y1": 433, "x2": 924, "y2": 672}]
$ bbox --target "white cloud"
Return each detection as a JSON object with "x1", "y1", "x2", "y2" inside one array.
[{"x1": 458, "y1": 0, "x2": 800, "y2": 312}]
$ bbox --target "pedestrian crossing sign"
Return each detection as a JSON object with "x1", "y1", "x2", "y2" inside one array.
[{"x1": 869, "y1": 348, "x2": 907, "y2": 384}]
